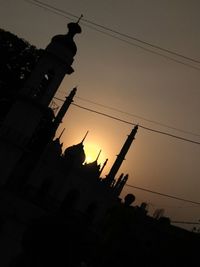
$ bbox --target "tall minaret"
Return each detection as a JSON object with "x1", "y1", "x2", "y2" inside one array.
[
  {"x1": 0, "y1": 22, "x2": 82, "y2": 184},
  {"x1": 104, "y1": 125, "x2": 138, "y2": 186},
  {"x1": 21, "y1": 23, "x2": 81, "y2": 106},
  {"x1": 51, "y1": 87, "x2": 77, "y2": 138}
]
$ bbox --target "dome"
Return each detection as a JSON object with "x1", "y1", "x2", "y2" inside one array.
[
  {"x1": 64, "y1": 142, "x2": 86, "y2": 165},
  {"x1": 67, "y1": 22, "x2": 82, "y2": 34},
  {"x1": 50, "y1": 22, "x2": 82, "y2": 57}
]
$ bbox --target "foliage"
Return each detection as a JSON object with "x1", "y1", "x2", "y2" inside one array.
[{"x1": 0, "y1": 29, "x2": 43, "y2": 120}]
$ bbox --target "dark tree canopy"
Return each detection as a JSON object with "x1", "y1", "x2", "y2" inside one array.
[{"x1": 0, "y1": 29, "x2": 42, "y2": 120}]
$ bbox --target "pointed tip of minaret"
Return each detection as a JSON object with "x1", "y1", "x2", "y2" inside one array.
[
  {"x1": 77, "y1": 14, "x2": 83, "y2": 24},
  {"x1": 72, "y1": 86, "x2": 77, "y2": 93},
  {"x1": 58, "y1": 128, "x2": 65, "y2": 140},
  {"x1": 131, "y1": 124, "x2": 139, "y2": 137},
  {"x1": 134, "y1": 124, "x2": 139, "y2": 131},
  {"x1": 96, "y1": 150, "x2": 102, "y2": 161},
  {"x1": 81, "y1": 130, "x2": 89, "y2": 144},
  {"x1": 124, "y1": 173, "x2": 129, "y2": 180},
  {"x1": 67, "y1": 87, "x2": 77, "y2": 99}
]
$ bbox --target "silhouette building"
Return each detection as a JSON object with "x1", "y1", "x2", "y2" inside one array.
[
  {"x1": 0, "y1": 21, "x2": 197, "y2": 267},
  {"x1": 0, "y1": 21, "x2": 81, "y2": 184},
  {"x1": 0, "y1": 21, "x2": 141, "y2": 265}
]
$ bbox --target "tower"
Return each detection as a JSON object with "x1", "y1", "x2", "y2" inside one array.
[
  {"x1": 0, "y1": 22, "x2": 82, "y2": 184},
  {"x1": 51, "y1": 87, "x2": 77, "y2": 138},
  {"x1": 104, "y1": 125, "x2": 138, "y2": 186}
]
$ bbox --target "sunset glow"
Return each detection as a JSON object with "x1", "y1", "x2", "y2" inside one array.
[
  {"x1": 2, "y1": 0, "x2": 199, "y2": 228},
  {"x1": 84, "y1": 143, "x2": 102, "y2": 163}
]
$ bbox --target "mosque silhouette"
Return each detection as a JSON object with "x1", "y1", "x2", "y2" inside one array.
[{"x1": 0, "y1": 21, "x2": 199, "y2": 267}]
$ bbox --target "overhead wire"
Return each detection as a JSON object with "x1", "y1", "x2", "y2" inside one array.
[
  {"x1": 71, "y1": 102, "x2": 200, "y2": 145},
  {"x1": 57, "y1": 90, "x2": 200, "y2": 138},
  {"x1": 20, "y1": 0, "x2": 200, "y2": 219},
  {"x1": 125, "y1": 183, "x2": 200, "y2": 205},
  {"x1": 53, "y1": 96, "x2": 200, "y2": 145},
  {"x1": 171, "y1": 221, "x2": 200, "y2": 225},
  {"x1": 24, "y1": 0, "x2": 73, "y2": 20},
  {"x1": 54, "y1": 99, "x2": 200, "y2": 207},
  {"x1": 73, "y1": 95, "x2": 200, "y2": 138},
  {"x1": 25, "y1": 0, "x2": 200, "y2": 140},
  {"x1": 25, "y1": 0, "x2": 200, "y2": 70}
]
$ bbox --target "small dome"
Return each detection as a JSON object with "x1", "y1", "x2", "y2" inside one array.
[
  {"x1": 67, "y1": 22, "x2": 82, "y2": 34},
  {"x1": 64, "y1": 142, "x2": 86, "y2": 165},
  {"x1": 50, "y1": 22, "x2": 82, "y2": 57}
]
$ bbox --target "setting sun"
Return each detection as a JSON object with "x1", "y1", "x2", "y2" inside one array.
[{"x1": 84, "y1": 143, "x2": 102, "y2": 163}]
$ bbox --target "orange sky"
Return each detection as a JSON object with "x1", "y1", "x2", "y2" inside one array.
[{"x1": 1, "y1": 0, "x2": 200, "y2": 230}]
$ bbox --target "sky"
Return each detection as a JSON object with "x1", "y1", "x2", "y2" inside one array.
[{"x1": 0, "y1": 0, "x2": 200, "y2": 229}]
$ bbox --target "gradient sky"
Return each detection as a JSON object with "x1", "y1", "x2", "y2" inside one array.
[{"x1": 1, "y1": 0, "x2": 200, "y2": 229}]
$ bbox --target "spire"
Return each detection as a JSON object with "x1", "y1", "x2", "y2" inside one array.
[
  {"x1": 58, "y1": 128, "x2": 65, "y2": 140},
  {"x1": 114, "y1": 173, "x2": 124, "y2": 188},
  {"x1": 81, "y1": 131, "x2": 89, "y2": 144},
  {"x1": 96, "y1": 150, "x2": 102, "y2": 161},
  {"x1": 105, "y1": 125, "x2": 138, "y2": 185},
  {"x1": 77, "y1": 14, "x2": 83, "y2": 24},
  {"x1": 52, "y1": 88, "x2": 77, "y2": 137},
  {"x1": 99, "y1": 158, "x2": 108, "y2": 176},
  {"x1": 114, "y1": 174, "x2": 129, "y2": 196}
]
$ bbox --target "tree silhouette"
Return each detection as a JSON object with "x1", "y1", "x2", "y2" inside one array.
[{"x1": 0, "y1": 29, "x2": 42, "y2": 121}]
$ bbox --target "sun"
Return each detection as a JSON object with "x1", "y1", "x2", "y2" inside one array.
[{"x1": 84, "y1": 143, "x2": 102, "y2": 163}]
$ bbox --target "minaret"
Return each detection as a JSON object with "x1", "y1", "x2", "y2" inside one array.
[
  {"x1": 114, "y1": 173, "x2": 129, "y2": 196},
  {"x1": 51, "y1": 87, "x2": 77, "y2": 137},
  {"x1": 20, "y1": 23, "x2": 81, "y2": 106},
  {"x1": 0, "y1": 22, "x2": 82, "y2": 184},
  {"x1": 99, "y1": 158, "x2": 108, "y2": 177},
  {"x1": 104, "y1": 125, "x2": 138, "y2": 186}
]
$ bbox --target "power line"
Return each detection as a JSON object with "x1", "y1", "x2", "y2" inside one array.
[
  {"x1": 53, "y1": 101, "x2": 200, "y2": 207},
  {"x1": 71, "y1": 95, "x2": 200, "y2": 138},
  {"x1": 30, "y1": 0, "x2": 200, "y2": 64},
  {"x1": 53, "y1": 96, "x2": 200, "y2": 145},
  {"x1": 24, "y1": 0, "x2": 73, "y2": 20},
  {"x1": 171, "y1": 221, "x2": 200, "y2": 225},
  {"x1": 67, "y1": 102, "x2": 200, "y2": 145},
  {"x1": 148, "y1": 202, "x2": 200, "y2": 209},
  {"x1": 125, "y1": 183, "x2": 200, "y2": 205},
  {"x1": 139, "y1": 124, "x2": 200, "y2": 145},
  {"x1": 25, "y1": 0, "x2": 200, "y2": 70},
  {"x1": 54, "y1": 96, "x2": 200, "y2": 145},
  {"x1": 72, "y1": 102, "x2": 136, "y2": 125},
  {"x1": 57, "y1": 90, "x2": 200, "y2": 138}
]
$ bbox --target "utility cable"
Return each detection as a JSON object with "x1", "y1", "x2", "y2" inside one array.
[
  {"x1": 25, "y1": 0, "x2": 200, "y2": 70},
  {"x1": 69, "y1": 102, "x2": 200, "y2": 145},
  {"x1": 171, "y1": 221, "x2": 200, "y2": 225},
  {"x1": 29, "y1": 0, "x2": 200, "y2": 64},
  {"x1": 125, "y1": 183, "x2": 200, "y2": 205},
  {"x1": 53, "y1": 96, "x2": 200, "y2": 145},
  {"x1": 53, "y1": 97, "x2": 200, "y2": 206},
  {"x1": 71, "y1": 95, "x2": 200, "y2": 138}
]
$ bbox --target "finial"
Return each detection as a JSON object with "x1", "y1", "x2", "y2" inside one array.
[
  {"x1": 131, "y1": 124, "x2": 139, "y2": 137},
  {"x1": 77, "y1": 14, "x2": 83, "y2": 24},
  {"x1": 96, "y1": 150, "x2": 102, "y2": 161},
  {"x1": 99, "y1": 158, "x2": 108, "y2": 175},
  {"x1": 81, "y1": 130, "x2": 89, "y2": 143},
  {"x1": 68, "y1": 87, "x2": 77, "y2": 98},
  {"x1": 58, "y1": 128, "x2": 65, "y2": 140}
]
